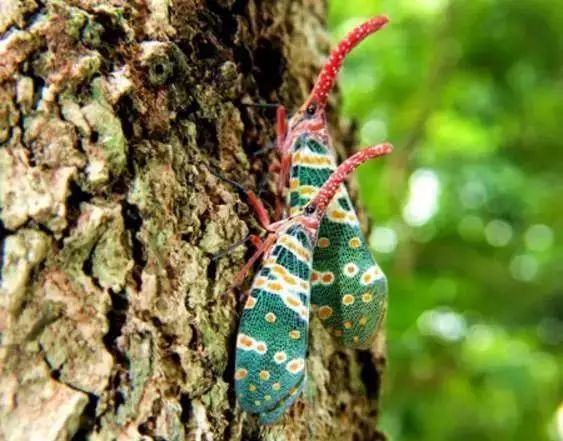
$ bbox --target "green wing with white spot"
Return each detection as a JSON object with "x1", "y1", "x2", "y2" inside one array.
[
  {"x1": 234, "y1": 223, "x2": 312, "y2": 424},
  {"x1": 288, "y1": 134, "x2": 387, "y2": 348}
]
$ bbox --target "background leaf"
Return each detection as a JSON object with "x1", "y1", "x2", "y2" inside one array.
[{"x1": 329, "y1": 1, "x2": 562, "y2": 439}]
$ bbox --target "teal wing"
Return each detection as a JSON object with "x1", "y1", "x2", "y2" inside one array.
[
  {"x1": 288, "y1": 134, "x2": 387, "y2": 348},
  {"x1": 257, "y1": 374, "x2": 306, "y2": 424},
  {"x1": 312, "y1": 193, "x2": 387, "y2": 348},
  {"x1": 234, "y1": 223, "x2": 312, "y2": 423}
]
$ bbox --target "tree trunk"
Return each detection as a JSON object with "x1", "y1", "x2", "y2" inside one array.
[{"x1": 0, "y1": 1, "x2": 386, "y2": 440}]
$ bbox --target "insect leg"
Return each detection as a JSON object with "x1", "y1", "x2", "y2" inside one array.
[
  {"x1": 211, "y1": 234, "x2": 264, "y2": 261},
  {"x1": 252, "y1": 141, "x2": 278, "y2": 157},
  {"x1": 276, "y1": 105, "x2": 288, "y2": 149},
  {"x1": 238, "y1": 102, "x2": 291, "y2": 221},
  {"x1": 232, "y1": 233, "x2": 277, "y2": 287},
  {"x1": 210, "y1": 169, "x2": 273, "y2": 230}
]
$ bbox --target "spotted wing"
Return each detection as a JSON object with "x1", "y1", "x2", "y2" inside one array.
[
  {"x1": 234, "y1": 223, "x2": 312, "y2": 423},
  {"x1": 288, "y1": 134, "x2": 387, "y2": 348}
]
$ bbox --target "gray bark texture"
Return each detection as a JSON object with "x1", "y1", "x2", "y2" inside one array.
[{"x1": 0, "y1": 1, "x2": 386, "y2": 440}]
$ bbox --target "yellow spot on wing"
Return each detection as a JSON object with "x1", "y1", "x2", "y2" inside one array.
[
  {"x1": 299, "y1": 185, "x2": 317, "y2": 196},
  {"x1": 331, "y1": 209, "x2": 346, "y2": 220},
  {"x1": 348, "y1": 237, "x2": 361, "y2": 249},
  {"x1": 274, "y1": 352, "x2": 287, "y2": 364},
  {"x1": 237, "y1": 334, "x2": 268, "y2": 354},
  {"x1": 321, "y1": 272, "x2": 334, "y2": 285},
  {"x1": 267, "y1": 282, "x2": 283, "y2": 293},
  {"x1": 293, "y1": 152, "x2": 333, "y2": 167},
  {"x1": 271, "y1": 264, "x2": 299, "y2": 286},
  {"x1": 344, "y1": 263, "x2": 358, "y2": 277},
  {"x1": 244, "y1": 296, "x2": 257, "y2": 309},
  {"x1": 360, "y1": 265, "x2": 384, "y2": 285},
  {"x1": 237, "y1": 334, "x2": 254, "y2": 349},
  {"x1": 254, "y1": 277, "x2": 266, "y2": 288},
  {"x1": 326, "y1": 207, "x2": 357, "y2": 224},
  {"x1": 317, "y1": 237, "x2": 330, "y2": 248},
  {"x1": 285, "y1": 295, "x2": 301, "y2": 308},
  {"x1": 234, "y1": 368, "x2": 248, "y2": 380},
  {"x1": 342, "y1": 294, "x2": 354, "y2": 305},
  {"x1": 318, "y1": 305, "x2": 333, "y2": 320},
  {"x1": 286, "y1": 358, "x2": 305, "y2": 374},
  {"x1": 279, "y1": 235, "x2": 311, "y2": 261},
  {"x1": 259, "y1": 370, "x2": 270, "y2": 381},
  {"x1": 311, "y1": 271, "x2": 320, "y2": 284}
]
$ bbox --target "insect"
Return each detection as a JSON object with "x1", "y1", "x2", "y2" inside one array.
[
  {"x1": 273, "y1": 16, "x2": 390, "y2": 348},
  {"x1": 234, "y1": 143, "x2": 393, "y2": 424}
]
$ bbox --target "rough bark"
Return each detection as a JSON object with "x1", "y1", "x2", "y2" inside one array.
[{"x1": 0, "y1": 1, "x2": 386, "y2": 440}]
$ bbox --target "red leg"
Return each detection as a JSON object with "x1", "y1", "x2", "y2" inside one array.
[
  {"x1": 211, "y1": 169, "x2": 273, "y2": 230},
  {"x1": 232, "y1": 233, "x2": 277, "y2": 288},
  {"x1": 245, "y1": 190, "x2": 272, "y2": 230},
  {"x1": 276, "y1": 105, "x2": 287, "y2": 150},
  {"x1": 212, "y1": 233, "x2": 264, "y2": 261},
  {"x1": 215, "y1": 232, "x2": 272, "y2": 294},
  {"x1": 274, "y1": 105, "x2": 289, "y2": 219},
  {"x1": 248, "y1": 234, "x2": 263, "y2": 249}
]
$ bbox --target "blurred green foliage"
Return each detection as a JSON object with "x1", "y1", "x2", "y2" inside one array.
[{"x1": 328, "y1": 1, "x2": 562, "y2": 440}]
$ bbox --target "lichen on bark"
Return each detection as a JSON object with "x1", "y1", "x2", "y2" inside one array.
[{"x1": 0, "y1": 1, "x2": 386, "y2": 440}]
